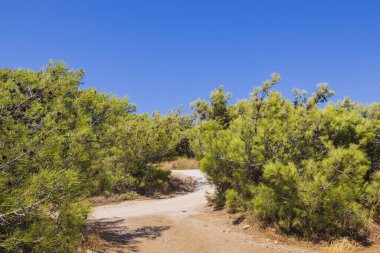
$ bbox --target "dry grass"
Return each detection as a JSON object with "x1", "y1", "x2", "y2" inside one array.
[
  {"x1": 368, "y1": 220, "x2": 380, "y2": 243},
  {"x1": 243, "y1": 211, "x2": 366, "y2": 253},
  {"x1": 87, "y1": 191, "x2": 143, "y2": 206},
  {"x1": 160, "y1": 157, "x2": 199, "y2": 170},
  {"x1": 77, "y1": 230, "x2": 105, "y2": 253},
  {"x1": 321, "y1": 238, "x2": 361, "y2": 253},
  {"x1": 243, "y1": 211, "x2": 311, "y2": 246}
]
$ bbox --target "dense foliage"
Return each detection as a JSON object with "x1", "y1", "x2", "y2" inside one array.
[
  {"x1": 191, "y1": 75, "x2": 380, "y2": 239},
  {"x1": 1, "y1": 63, "x2": 378, "y2": 250},
  {"x1": 0, "y1": 63, "x2": 190, "y2": 252}
]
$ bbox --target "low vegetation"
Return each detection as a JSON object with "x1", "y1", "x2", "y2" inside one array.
[
  {"x1": 322, "y1": 237, "x2": 361, "y2": 253},
  {"x1": 0, "y1": 62, "x2": 192, "y2": 252},
  {"x1": 1, "y1": 63, "x2": 379, "y2": 252},
  {"x1": 190, "y1": 74, "x2": 380, "y2": 240},
  {"x1": 159, "y1": 157, "x2": 199, "y2": 170}
]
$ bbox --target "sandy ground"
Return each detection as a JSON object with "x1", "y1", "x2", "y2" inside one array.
[{"x1": 89, "y1": 170, "x2": 320, "y2": 253}]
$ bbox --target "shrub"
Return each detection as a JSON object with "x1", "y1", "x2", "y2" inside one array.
[
  {"x1": 191, "y1": 74, "x2": 380, "y2": 238},
  {"x1": 0, "y1": 62, "x2": 191, "y2": 251},
  {"x1": 225, "y1": 189, "x2": 240, "y2": 213}
]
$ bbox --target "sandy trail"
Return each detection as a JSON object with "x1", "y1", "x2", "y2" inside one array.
[{"x1": 89, "y1": 170, "x2": 319, "y2": 253}]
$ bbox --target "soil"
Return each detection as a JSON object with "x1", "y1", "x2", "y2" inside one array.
[{"x1": 87, "y1": 170, "x2": 322, "y2": 253}]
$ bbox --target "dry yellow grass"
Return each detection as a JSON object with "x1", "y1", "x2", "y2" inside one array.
[
  {"x1": 244, "y1": 212, "x2": 366, "y2": 253},
  {"x1": 321, "y1": 238, "x2": 361, "y2": 253},
  {"x1": 78, "y1": 232, "x2": 104, "y2": 253},
  {"x1": 160, "y1": 157, "x2": 199, "y2": 170}
]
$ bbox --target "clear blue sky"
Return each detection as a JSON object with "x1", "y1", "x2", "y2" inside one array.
[{"x1": 1, "y1": 0, "x2": 379, "y2": 113}]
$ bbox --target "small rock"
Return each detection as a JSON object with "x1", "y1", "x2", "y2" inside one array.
[
  {"x1": 242, "y1": 224, "x2": 250, "y2": 230},
  {"x1": 274, "y1": 240, "x2": 278, "y2": 244}
]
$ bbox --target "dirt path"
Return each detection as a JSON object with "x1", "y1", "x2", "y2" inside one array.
[{"x1": 89, "y1": 170, "x2": 320, "y2": 253}]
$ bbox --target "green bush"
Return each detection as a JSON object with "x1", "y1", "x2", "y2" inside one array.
[
  {"x1": 0, "y1": 62, "x2": 191, "y2": 252},
  {"x1": 191, "y1": 74, "x2": 380, "y2": 238},
  {"x1": 225, "y1": 189, "x2": 240, "y2": 213}
]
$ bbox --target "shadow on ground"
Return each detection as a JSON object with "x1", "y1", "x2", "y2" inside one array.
[{"x1": 84, "y1": 219, "x2": 170, "y2": 252}]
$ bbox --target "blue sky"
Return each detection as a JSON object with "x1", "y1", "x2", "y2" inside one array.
[{"x1": 0, "y1": 0, "x2": 379, "y2": 113}]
